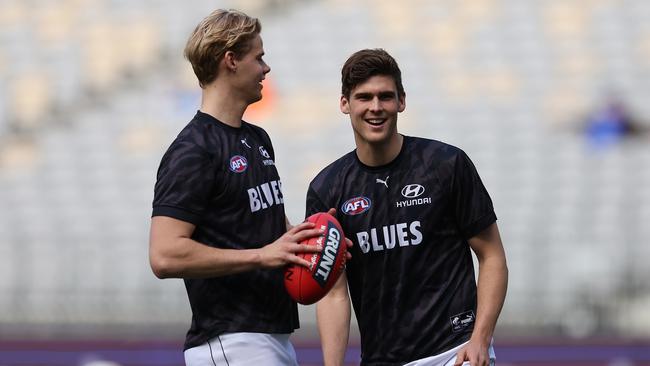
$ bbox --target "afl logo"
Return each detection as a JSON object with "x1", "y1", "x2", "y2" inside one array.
[
  {"x1": 341, "y1": 196, "x2": 371, "y2": 216},
  {"x1": 229, "y1": 155, "x2": 248, "y2": 173},
  {"x1": 401, "y1": 184, "x2": 425, "y2": 198}
]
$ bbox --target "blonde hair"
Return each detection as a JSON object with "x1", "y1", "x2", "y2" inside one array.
[{"x1": 184, "y1": 9, "x2": 261, "y2": 87}]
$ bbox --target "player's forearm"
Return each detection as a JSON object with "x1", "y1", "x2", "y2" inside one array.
[
  {"x1": 150, "y1": 237, "x2": 262, "y2": 279},
  {"x1": 471, "y1": 255, "x2": 508, "y2": 344},
  {"x1": 317, "y1": 295, "x2": 351, "y2": 366}
]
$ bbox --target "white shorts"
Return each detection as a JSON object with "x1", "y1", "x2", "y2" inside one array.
[
  {"x1": 183, "y1": 332, "x2": 298, "y2": 366},
  {"x1": 403, "y1": 340, "x2": 496, "y2": 366}
]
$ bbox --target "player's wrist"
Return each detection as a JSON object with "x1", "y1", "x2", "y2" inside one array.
[
  {"x1": 469, "y1": 328, "x2": 492, "y2": 346},
  {"x1": 247, "y1": 248, "x2": 264, "y2": 268}
]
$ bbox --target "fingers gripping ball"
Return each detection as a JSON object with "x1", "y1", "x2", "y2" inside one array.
[{"x1": 284, "y1": 213, "x2": 347, "y2": 305}]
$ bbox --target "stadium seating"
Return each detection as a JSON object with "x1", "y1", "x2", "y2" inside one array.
[{"x1": 0, "y1": 0, "x2": 649, "y2": 341}]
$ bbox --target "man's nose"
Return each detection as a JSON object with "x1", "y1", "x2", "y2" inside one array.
[{"x1": 369, "y1": 97, "x2": 381, "y2": 112}]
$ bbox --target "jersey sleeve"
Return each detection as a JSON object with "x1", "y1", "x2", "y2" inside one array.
[
  {"x1": 305, "y1": 184, "x2": 329, "y2": 218},
  {"x1": 152, "y1": 140, "x2": 217, "y2": 225},
  {"x1": 451, "y1": 150, "x2": 496, "y2": 239}
]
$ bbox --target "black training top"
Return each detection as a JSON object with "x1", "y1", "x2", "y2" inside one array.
[
  {"x1": 306, "y1": 135, "x2": 496, "y2": 365},
  {"x1": 152, "y1": 111, "x2": 298, "y2": 350}
]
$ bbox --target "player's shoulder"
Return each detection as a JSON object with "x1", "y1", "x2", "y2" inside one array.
[
  {"x1": 242, "y1": 121, "x2": 276, "y2": 157},
  {"x1": 172, "y1": 112, "x2": 216, "y2": 147},
  {"x1": 162, "y1": 112, "x2": 227, "y2": 164},
  {"x1": 405, "y1": 135, "x2": 465, "y2": 160},
  {"x1": 242, "y1": 120, "x2": 270, "y2": 138},
  {"x1": 309, "y1": 151, "x2": 357, "y2": 189}
]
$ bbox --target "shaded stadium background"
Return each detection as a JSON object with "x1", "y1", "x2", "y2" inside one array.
[{"x1": 1, "y1": 0, "x2": 649, "y2": 364}]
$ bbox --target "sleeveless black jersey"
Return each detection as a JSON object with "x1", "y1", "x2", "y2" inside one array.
[
  {"x1": 152, "y1": 111, "x2": 298, "y2": 350},
  {"x1": 306, "y1": 136, "x2": 496, "y2": 365}
]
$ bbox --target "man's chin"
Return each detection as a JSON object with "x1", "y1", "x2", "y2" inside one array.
[
  {"x1": 248, "y1": 94, "x2": 263, "y2": 105},
  {"x1": 361, "y1": 133, "x2": 392, "y2": 146}
]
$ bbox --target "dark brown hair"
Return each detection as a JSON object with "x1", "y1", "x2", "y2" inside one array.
[{"x1": 341, "y1": 48, "x2": 405, "y2": 98}]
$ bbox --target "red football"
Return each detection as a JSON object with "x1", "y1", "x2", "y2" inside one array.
[{"x1": 284, "y1": 212, "x2": 347, "y2": 305}]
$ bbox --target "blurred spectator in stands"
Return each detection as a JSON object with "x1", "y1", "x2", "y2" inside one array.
[{"x1": 583, "y1": 95, "x2": 645, "y2": 150}]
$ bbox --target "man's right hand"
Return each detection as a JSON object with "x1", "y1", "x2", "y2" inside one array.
[{"x1": 257, "y1": 221, "x2": 323, "y2": 268}]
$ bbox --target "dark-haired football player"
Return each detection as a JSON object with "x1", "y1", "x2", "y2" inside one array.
[{"x1": 307, "y1": 49, "x2": 508, "y2": 366}]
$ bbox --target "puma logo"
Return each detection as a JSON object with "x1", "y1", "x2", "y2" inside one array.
[
  {"x1": 376, "y1": 176, "x2": 389, "y2": 188},
  {"x1": 241, "y1": 138, "x2": 251, "y2": 148}
]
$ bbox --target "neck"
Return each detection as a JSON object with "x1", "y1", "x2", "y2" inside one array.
[
  {"x1": 199, "y1": 82, "x2": 248, "y2": 128},
  {"x1": 355, "y1": 133, "x2": 403, "y2": 167}
]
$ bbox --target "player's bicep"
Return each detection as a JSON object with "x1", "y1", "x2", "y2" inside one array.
[
  {"x1": 467, "y1": 222, "x2": 505, "y2": 261},
  {"x1": 149, "y1": 216, "x2": 196, "y2": 275}
]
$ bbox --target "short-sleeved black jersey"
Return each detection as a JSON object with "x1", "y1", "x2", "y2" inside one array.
[
  {"x1": 306, "y1": 136, "x2": 496, "y2": 365},
  {"x1": 153, "y1": 111, "x2": 298, "y2": 350}
]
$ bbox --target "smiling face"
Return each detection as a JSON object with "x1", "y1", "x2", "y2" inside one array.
[
  {"x1": 341, "y1": 74, "x2": 405, "y2": 149},
  {"x1": 231, "y1": 34, "x2": 271, "y2": 105}
]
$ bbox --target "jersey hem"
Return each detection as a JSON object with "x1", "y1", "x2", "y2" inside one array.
[
  {"x1": 461, "y1": 211, "x2": 497, "y2": 239},
  {"x1": 184, "y1": 325, "x2": 299, "y2": 351},
  {"x1": 152, "y1": 205, "x2": 202, "y2": 225}
]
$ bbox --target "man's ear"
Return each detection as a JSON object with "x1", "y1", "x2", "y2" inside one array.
[
  {"x1": 340, "y1": 95, "x2": 350, "y2": 114},
  {"x1": 223, "y1": 50, "x2": 237, "y2": 72},
  {"x1": 398, "y1": 93, "x2": 406, "y2": 112}
]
